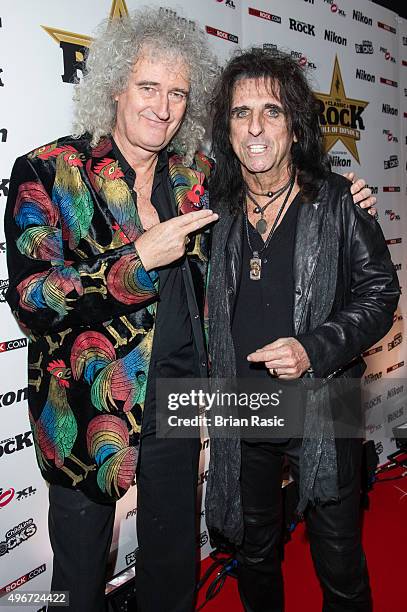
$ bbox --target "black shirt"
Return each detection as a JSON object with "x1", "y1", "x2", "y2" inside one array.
[
  {"x1": 111, "y1": 141, "x2": 199, "y2": 435},
  {"x1": 232, "y1": 192, "x2": 301, "y2": 375},
  {"x1": 232, "y1": 193, "x2": 303, "y2": 442}
]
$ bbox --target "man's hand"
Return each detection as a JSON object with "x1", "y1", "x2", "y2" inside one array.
[
  {"x1": 343, "y1": 172, "x2": 377, "y2": 217},
  {"x1": 135, "y1": 209, "x2": 218, "y2": 271},
  {"x1": 247, "y1": 337, "x2": 311, "y2": 380}
]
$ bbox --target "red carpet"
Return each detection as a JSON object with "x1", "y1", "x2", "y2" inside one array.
[{"x1": 197, "y1": 469, "x2": 407, "y2": 611}]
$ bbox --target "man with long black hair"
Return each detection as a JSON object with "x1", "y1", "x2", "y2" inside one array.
[{"x1": 205, "y1": 48, "x2": 400, "y2": 611}]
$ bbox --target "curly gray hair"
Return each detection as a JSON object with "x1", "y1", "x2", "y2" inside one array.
[{"x1": 72, "y1": 7, "x2": 219, "y2": 164}]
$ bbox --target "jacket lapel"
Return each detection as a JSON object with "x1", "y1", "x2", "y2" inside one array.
[
  {"x1": 293, "y1": 187, "x2": 327, "y2": 334},
  {"x1": 168, "y1": 154, "x2": 209, "y2": 215},
  {"x1": 87, "y1": 137, "x2": 139, "y2": 244}
]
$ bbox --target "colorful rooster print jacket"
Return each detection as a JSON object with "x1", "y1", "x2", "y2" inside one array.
[{"x1": 5, "y1": 134, "x2": 211, "y2": 503}]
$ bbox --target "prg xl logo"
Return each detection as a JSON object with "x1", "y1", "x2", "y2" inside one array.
[
  {"x1": 385, "y1": 209, "x2": 400, "y2": 221},
  {"x1": 0, "y1": 487, "x2": 15, "y2": 508},
  {"x1": 383, "y1": 130, "x2": 398, "y2": 143},
  {"x1": 216, "y1": 0, "x2": 236, "y2": 8},
  {"x1": 291, "y1": 50, "x2": 316, "y2": 70},
  {"x1": 315, "y1": 56, "x2": 368, "y2": 163},
  {"x1": 380, "y1": 47, "x2": 396, "y2": 63},
  {"x1": 324, "y1": 0, "x2": 346, "y2": 17}
]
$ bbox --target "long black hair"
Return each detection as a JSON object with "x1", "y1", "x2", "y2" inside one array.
[{"x1": 209, "y1": 47, "x2": 330, "y2": 212}]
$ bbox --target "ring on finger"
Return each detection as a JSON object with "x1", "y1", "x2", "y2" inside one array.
[
  {"x1": 184, "y1": 236, "x2": 190, "y2": 246},
  {"x1": 271, "y1": 368, "x2": 278, "y2": 377}
]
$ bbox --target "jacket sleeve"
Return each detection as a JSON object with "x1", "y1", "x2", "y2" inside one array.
[
  {"x1": 297, "y1": 191, "x2": 400, "y2": 378},
  {"x1": 5, "y1": 155, "x2": 158, "y2": 336}
]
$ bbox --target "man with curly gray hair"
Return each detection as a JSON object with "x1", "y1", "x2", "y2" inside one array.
[{"x1": 5, "y1": 7, "x2": 218, "y2": 612}]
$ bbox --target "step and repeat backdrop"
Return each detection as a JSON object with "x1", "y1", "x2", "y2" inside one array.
[{"x1": 0, "y1": 0, "x2": 406, "y2": 608}]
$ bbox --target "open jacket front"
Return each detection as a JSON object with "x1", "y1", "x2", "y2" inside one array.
[
  {"x1": 5, "y1": 134, "x2": 211, "y2": 503},
  {"x1": 222, "y1": 173, "x2": 399, "y2": 377},
  {"x1": 206, "y1": 172, "x2": 400, "y2": 544}
]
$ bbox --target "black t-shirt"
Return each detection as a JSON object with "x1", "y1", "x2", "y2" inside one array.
[
  {"x1": 232, "y1": 193, "x2": 303, "y2": 442},
  {"x1": 232, "y1": 192, "x2": 301, "y2": 373}
]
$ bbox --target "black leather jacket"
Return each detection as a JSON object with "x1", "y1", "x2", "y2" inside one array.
[{"x1": 223, "y1": 173, "x2": 400, "y2": 378}]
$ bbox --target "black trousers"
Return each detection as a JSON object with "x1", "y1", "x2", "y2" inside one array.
[
  {"x1": 48, "y1": 435, "x2": 200, "y2": 612},
  {"x1": 237, "y1": 438, "x2": 372, "y2": 612}
]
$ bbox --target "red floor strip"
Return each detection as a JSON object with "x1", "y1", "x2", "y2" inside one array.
[{"x1": 198, "y1": 470, "x2": 407, "y2": 611}]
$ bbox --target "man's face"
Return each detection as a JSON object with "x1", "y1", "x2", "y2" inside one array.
[
  {"x1": 114, "y1": 52, "x2": 190, "y2": 155},
  {"x1": 229, "y1": 77, "x2": 296, "y2": 177}
]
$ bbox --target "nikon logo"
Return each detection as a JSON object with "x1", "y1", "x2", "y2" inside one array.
[
  {"x1": 382, "y1": 104, "x2": 398, "y2": 115},
  {"x1": 324, "y1": 30, "x2": 347, "y2": 46},
  {"x1": 329, "y1": 155, "x2": 351, "y2": 168},
  {"x1": 0, "y1": 388, "x2": 28, "y2": 408},
  {"x1": 364, "y1": 371, "x2": 382, "y2": 386},
  {"x1": 387, "y1": 385, "x2": 403, "y2": 400},
  {"x1": 353, "y1": 10, "x2": 372, "y2": 26},
  {"x1": 388, "y1": 407, "x2": 404, "y2": 423},
  {"x1": 356, "y1": 69, "x2": 375, "y2": 83}
]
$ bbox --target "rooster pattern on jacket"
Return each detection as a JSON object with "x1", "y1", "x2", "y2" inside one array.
[{"x1": 5, "y1": 134, "x2": 211, "y2": 502}]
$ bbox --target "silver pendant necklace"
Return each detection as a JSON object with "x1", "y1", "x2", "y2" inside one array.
[
  {"x1": 245, "y1": 176, "x2": 295, "y2": 280},
  {"x1": 246, "y1": 177, "x2": 293, "y2": 235}
]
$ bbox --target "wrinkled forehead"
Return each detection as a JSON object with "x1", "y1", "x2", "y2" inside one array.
[
  {"x1": 231, "y1": 75, "x2": 282, "y2": 104},
  {"x1": 131, "y1": 44, "x2": 191, "y2": 82}
]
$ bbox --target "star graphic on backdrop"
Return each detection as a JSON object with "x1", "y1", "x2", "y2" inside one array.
[
  {"x1": 42, "y1": 0, "x2": 129, "y2": 58},
  {"x1": 315, "y1": 56, "x2": 368, "y2": 163}
]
